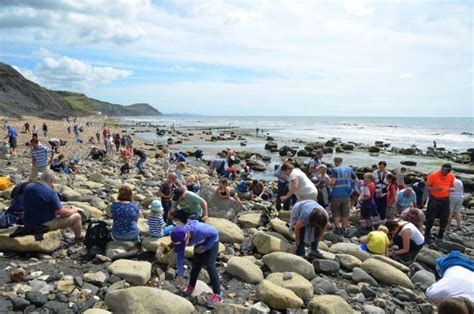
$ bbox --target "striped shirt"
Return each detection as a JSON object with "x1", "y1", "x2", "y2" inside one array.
[
  {"x1": 31, "y1": 144, "x2": 51, "y2": 168},
  {"x1": 148, "y1": 214, "x2": 166, "y2": 237}
]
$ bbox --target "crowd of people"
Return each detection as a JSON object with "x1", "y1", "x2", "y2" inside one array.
[{"x1": 1, "y1": 117, "x2": 472, "y2": 311}]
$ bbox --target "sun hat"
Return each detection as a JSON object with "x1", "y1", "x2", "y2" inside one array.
[
  {"x1": 171, "y1": 226, "x2": 188, "y2": 252},
  {"x1": 148, "y1": 200, "x2": 163, "y2": 213}
]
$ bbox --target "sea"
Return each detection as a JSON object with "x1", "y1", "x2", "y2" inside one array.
[{"x1": 124, "y1": 116, "x2": 473, "y2": 151}]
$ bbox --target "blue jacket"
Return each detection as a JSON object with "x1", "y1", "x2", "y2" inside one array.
[
  {"x1": 176, "y1": 221, "x2": 219, "y2": 277},
  {"x1": 436, "y1": 250, "x2": 474, "y2": 278}
]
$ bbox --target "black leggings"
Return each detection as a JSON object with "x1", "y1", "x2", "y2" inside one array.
[
  {"x1": 375, "y1": 196, "x2": 387, "y2": 220},
  {"x1": 189, "y1": 242, "x2": 220, "y2": 294},
  {"x1": 425, "y1": 197, "x2": 450, "y2": 236}
]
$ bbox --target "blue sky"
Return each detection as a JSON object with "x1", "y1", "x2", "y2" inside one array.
[{"x1": 0, "y1": 0, "x2": 472, "y2": 116}]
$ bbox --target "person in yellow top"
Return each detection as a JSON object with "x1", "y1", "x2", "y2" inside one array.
[{"x1": 359, "y1": 225, "x2": 389, "y2": 256}]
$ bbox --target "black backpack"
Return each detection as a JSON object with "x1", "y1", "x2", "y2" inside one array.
[{"x1": 84, "y1": 221, "x2": 110, "y2": 250}]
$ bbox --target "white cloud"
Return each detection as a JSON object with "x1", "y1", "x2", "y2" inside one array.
[
  {"x1": 18, "y1": 49, "x2": 131, "y2": 90},
  {"x1": 12, "y1": 65, "x2": 42, "y2": 84},
  {"x1": 1, "y1": 1, "x2": 472, "y2": 116}
]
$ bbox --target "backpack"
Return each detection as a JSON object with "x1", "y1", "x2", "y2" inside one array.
[
  {"x1": 0, "y1": 177, "x2": 13, "y2": 191},
  {"x1": 84, "y1": 221, "x2": 110, "y2": 250}
]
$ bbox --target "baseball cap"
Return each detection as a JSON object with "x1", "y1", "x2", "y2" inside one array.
[
  {"x1": 171, "y1": 226, "x2": 188, "y2": 252},
  {"x1": 441, "y1": 163, "x2": 452, "y2": 172},
  {"x1": 148, "y1": 200, "x2": 163, "y2": 213}
]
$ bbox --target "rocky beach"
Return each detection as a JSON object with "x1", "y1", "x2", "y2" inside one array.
[{"x1": 0, "y1": 115, "x2": 473, "y2": 314}]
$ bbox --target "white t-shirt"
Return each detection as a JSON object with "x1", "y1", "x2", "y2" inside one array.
[
  {"x1": 426, "y1": 266, "x2": 474, "y2": 303},
  {"x1": 358, "y1": 185, "x2": 370, "y2": 201},
  {"x1": 400, "y1": 223, "x2": 424, "y2": 245},
  {"x1": 449, "y1": 178, "x2": 464, "y2": 200},
  {"x1": 289, "y1": 168, "x2": 318, "y2": 198}
]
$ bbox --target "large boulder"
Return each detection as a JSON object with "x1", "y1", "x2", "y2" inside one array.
[
  {"x1": 336, "y1": 254, "x2": 362, "y2": 270},
  {"x1": 105, "y1": 241, "x2": 140, "y2": 260},
  {"x1": 237, "y1": 213, "x2": 262, "y2": 228},
  {"x1": 107, "y1": 260, "x2": 152, "y2": 286},
  {"x1": 270, "y1": 218, "x2": 293, "y2": 240},
  {"x1": 61, "y1": 189, "x2": 82, "y2": 201},
  {"x1": 0, "y1": 228, "x2": 62, "y2": 253},
  {"x1": 142, "y1": 236, "x2": 171, "y2": 252},
  {"x1": 372, "y1": 255, "x2": 410, "y2": 273},
  {"x1": 361, "y1": 258, "x2": 414, "y2": 289},
  {"x1": 256, "y1": 280, "x2": 303, "y2": 310},
  {"x1": 262, "y1": 252, "x2": 316, "y2": 280},
  {"x1": 308, "y1": 295, "x2": 355, "y2": 314},
  {"x1": 105, "y1": 287, "x2": 194, "y2": 314},
  {"x1": 206, "y1": 217, "x2": 244, "y2": 243},
  {"x1": 266, "y1": 272, "x2": 314, "y2": 301},
  {"x1": 411, "y1": 270, "x2": 436, "y2": 287},
  {"x1": 415, "y1": 247, "x2": 443, "y2": 268},
  {"x1": 252, "y1": 232, "x2": 296, "y2": 255},
  {"x1": 328, "y1": 242, "x2": 361, "y2": 254},
  {"x1": 227, "y1": 257, "x2": 264, "y2": 284},
  {"x1": 65, "y1": 202, "x2": 103, "y2": 218},
  {"x1": 200, "y1": 187, "x2": 241, "y2": 220}
]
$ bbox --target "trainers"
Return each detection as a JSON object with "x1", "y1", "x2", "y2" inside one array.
[
  {"x1": 207, "y1": 292, "x2": 224, "y2": 308},
  {"x1": 185, "y1": 286, "x2": 194, "y2": 296}
]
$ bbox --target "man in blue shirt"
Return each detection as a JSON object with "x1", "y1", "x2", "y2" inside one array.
[
  {"x1": 329, "y1": 157, "x2": 358, "y2": 233},
  {"x1": 23, "y1": 171, "x2": 83, "y2": 240},
  {"x1": 396, "y1": 187, "x2": 417, "y2": 211},
  {"x1": 7, "y1": 126, "x2": 17, "y2": 157}
]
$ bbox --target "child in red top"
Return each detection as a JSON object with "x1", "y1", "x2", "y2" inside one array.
[
  {"x1": 359, "y1": 172, "x2": 377, "y2": 230},
  {"x1": 386, "y1": 173, "x2": 398, "y2": 219}
]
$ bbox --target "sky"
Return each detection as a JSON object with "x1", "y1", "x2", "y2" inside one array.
[{"x1": 0, "y1": 0, "x2": 472, "y2": 117}]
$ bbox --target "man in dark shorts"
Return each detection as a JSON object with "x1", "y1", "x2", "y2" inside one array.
[{"x1": 7, "y1": 126, "x2": 17, "y2": 157}]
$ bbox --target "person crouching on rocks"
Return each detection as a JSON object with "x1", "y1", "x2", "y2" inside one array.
[
  {"x1": 168, "y1": 188, "x2": 208, "y2": 223},
  {"x1": 110, "y1": 186, "x2": 141, "y2": 243},
  {"x1": 171, "y1": 222, "x2": 224, "y2": 308},
  {"x1": 385, "y1": 220, "x2": 425, "y2": 262},
  {"x1": 290, "y1": 200, "x2": 328, "y2": 259},
  {"x1": 148, "y1": 200, "x2": 173, "y2": 238},
  {"x1": 359, "y1": 225, "x2": 389, "y2": 256}
]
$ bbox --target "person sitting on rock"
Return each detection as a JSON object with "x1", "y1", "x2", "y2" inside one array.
[
  {"x1": 186, "y1": 175, "x2": 201, "y2": 193},
  {"x1": 169, "y1": 188, "x2": 208, "y2": 223},
  {"x1": 214, "y1": 178, "x2": 243, "y2": 208},
  {"x1": 359, "y1": 225, "x2": 389, "y2": 256},
  {"x1": 50, "y1": 153, "x2": 66, "y2": 173},
  {"x1": 400, "y1": 207, "x2": 425, "y2": 231},
  {"x1": 426, "y1": 250, "x2": 474, "y2": 305},
  {"x1": 251, "y1": 179, "x2": 270, "y2": 201},
  {"x1": 385, "y1": 220, "x2": 424, "y2": 261},
  {"x1": 290, "y1": 199, "x2": 328, "y2": 259},
  {"x1": 223, "y1": 166, "x2": 238, "y2": 181},
  {"x1": 110, "y1": 186, "x2": 141, "y2": 242},
  {"x1": 171, "y1": 221, "x2": 224, "y2": 308},
  {"x1": 240, "y1": 162, "x2": 251, "y2": 180},
  {"x1": 87, "y1": 147, "x2": 106, "y2": 161},
  {"x1": 235, "y1": 180, "x2": 253, "y2": 200},
  {"x1": 396, "y1": 187, "x2": 417, "y2": 212},
  {"x1": 23, "y1": 171, "x2": 83, "y2": 241},
  {"x1": 148, "y1": 200, "x2": 173, "y2": 238}
]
